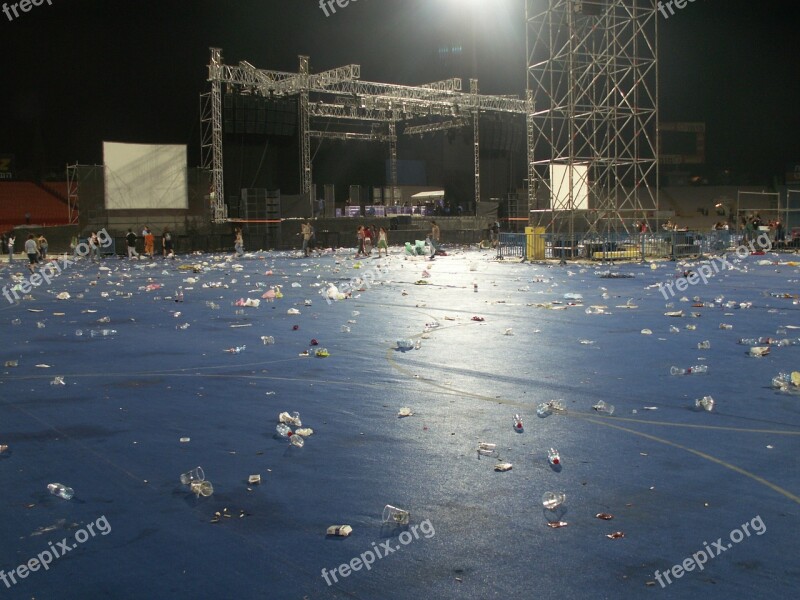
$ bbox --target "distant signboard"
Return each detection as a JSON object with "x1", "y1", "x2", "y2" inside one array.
[
  {"x1": 0, "y1": 154, "x2": 14, "y2": 180},
  {"x1": 659, "y1": 123, "x2": 705, "y2": 165}
]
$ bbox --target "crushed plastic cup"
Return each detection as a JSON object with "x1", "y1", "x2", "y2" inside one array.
[
  {"x1": 180, "y1": 466, "x2": 205, "y2": 485},
  {"x1": 50, "y1": 376, "x2": 65, "y2": 386},
  {"x1": 190, "y1": 480, "x2": 214, "y2": 497},
  {"x1": 592, "y1": 401, "x2": 615, "y2": 415},
  {"x1": 542, "y1": 491, "x2": 566, "y2": 510},
  {"x1": 382, "y1": 504, "x2": 410, "y2": 526},
  {"x1": 397, "y1": 339, "x2": 414, "y2": 350},
  {"x1": 279, "y1": 411, "x2": 302, "y2": 427},
  {"x1": 261, "y1": 336, "x2": 275, "y2": 345},
  {"x1": 341, "y1": 325, "x2": 351, "y2": 333},
  {"x1": 695, "y1": 396, "x2": 715, "y2": 412},
  {"x1": 477, "y1": 442, "x2": 497, "y2": 456}
]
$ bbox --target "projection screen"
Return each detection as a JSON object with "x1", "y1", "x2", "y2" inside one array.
[
  {"x1": 550, "y1": 164, "x2": 589, "y2": 211},
  {"x1": 103, "y1": 142, "x2": 188, "y2": 210}
]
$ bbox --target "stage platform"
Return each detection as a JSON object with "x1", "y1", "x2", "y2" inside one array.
[{"x1": 1, "y1": 248, "x2": 798, "y2": 599}]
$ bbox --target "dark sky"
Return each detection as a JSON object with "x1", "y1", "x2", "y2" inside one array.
[{"x1": 1, "y1": 0, "x2": 798, "y2": 181}]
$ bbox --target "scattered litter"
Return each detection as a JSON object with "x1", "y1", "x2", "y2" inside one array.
[
  {"x1": 606, "y1": 532, "x2": 625, "y2": 539},
  {"x1": 397, "y1": 407, "x2": 414, "y2": 417},
  {"x1": 327, "y1": 525, "x2": 353, "y2": 537},
  {"x1": 494, "y1": 463, "x2": 513, "y2": 472},
  {"x1": 547, "y1": 521, "x2": 569, "y2": 528},
  {"x1": 596, "y1": 513, "x2": 614, "y2": 520},
  {"x1": 592, "y1": 401, "x2": 615, "y2": 415},
  {"x1": 248, "y1": 474, "x2": 261, "y2": 484}
]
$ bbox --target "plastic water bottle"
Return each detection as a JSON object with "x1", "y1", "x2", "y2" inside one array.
[
  {"x1": 547, "y1": 448, "x2": 561, "y2": 466},
  {"x1": 47, "y1": 483, "x2": 74, "y2": 500},
  {"x1": 276, "y1": 423, "x2": 304, "y2": 447},
  {"x1": 719, "y1": 323, "x2": 733, "y2": 330},
  {"x1": 175, "y1": 287, "x2": 184, "y2": 303},
  {"x1": 697, "y1": 340, "x2": 711, "y2": 349},
  {"x1": 739, "y1": 337, "x2": 770, "y2": 346},
  {"x1": 771, "y1": 372, "x2": 797, "y2": 389},
  {"x1": 512, "y1": 414, "x2": 523, "y2": 431},
  {"x1": 90, "y1": 329, "x2": 117, "y2": 337},
  {"x1": 670, "y1": 365, "x2": 708, "y2": 375},
  {"x1": 536, "y1": 400, "x2": 566, "y2": 417}
]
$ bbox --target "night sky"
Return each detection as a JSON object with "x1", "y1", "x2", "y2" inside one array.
[{"x1": 1, "y1": 0, "x2": 798, "y2": 182}]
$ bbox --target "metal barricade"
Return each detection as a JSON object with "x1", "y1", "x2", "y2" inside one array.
[{"x1": 497, "y1": 233, "x2": 526, "y2": 259}]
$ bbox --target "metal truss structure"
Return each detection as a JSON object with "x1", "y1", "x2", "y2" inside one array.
[
  {"x1": 202, "y1": 48, "x2": 529, "y2": 223},
  {"x1": 526, "y1": 0, "x2": 659, "y2": 239},
  {"x1": 66, "y1": 163, "x2": 80, "y2": 225}
]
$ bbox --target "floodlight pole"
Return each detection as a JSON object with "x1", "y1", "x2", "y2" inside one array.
[{"x1": 471, "y1": 79, "x2": 481, "y2": 207}]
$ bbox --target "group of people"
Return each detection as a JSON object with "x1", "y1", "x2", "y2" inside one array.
[
  {"x1": 2, "y1": 232, "x2": 48, "y2": 268},
  {"x1": 741, "y1": 214, "x2": 786, "y2": 244},
  {"x1": 355, "y1": 225, "x2": 389, "y2": 258},
  {"x1": 124, "y1": 226, "x2": 174, "y2": 259}
]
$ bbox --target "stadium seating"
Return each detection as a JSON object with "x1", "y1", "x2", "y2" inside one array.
[{"x1": 0, "y1": 182, "x2": 73, "y2": 231}]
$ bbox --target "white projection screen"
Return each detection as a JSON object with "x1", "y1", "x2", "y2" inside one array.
[
  {"x1": 103, "y1": 142, "x2": 188, "y2": 210},
  {"x1": 550, "y1": 164, "x2": 589, "y2": 211}
]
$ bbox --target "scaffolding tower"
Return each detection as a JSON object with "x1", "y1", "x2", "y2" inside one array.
[
  {"x1": 201, "y1": 48, "x2": 529, "y2": 224},
  {"x1": 526, "y1": 0, "x2": 659, "y2": 242}
]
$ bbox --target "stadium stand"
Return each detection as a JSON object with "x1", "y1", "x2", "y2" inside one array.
[{"x1": 0, "y1": 182, "x2": 72, "y2": 230}]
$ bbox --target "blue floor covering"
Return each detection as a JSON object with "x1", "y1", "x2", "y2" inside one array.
[{"x1": 1, "y1": 247, "x2": 799, "y2": 600}]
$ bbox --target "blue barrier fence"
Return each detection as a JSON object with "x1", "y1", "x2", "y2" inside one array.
[{"x1": 495, "y1": 230, "x2": 789, "y2": 261}]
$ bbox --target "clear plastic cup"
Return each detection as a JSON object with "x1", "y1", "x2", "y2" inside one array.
[
  {"x1": 592, "y1": 401, "x2": 615, "y2": 415},
  {"x1": 542, "y1": 491, "x2": 566, "y2": 510},
  {"x1": 382, "y1": 504, "x2": 410, "y2": 525},
  {"x1": 180, "y1": 466, "x2": 205, "y2": 485},
  {"x1": 190, "y1": 481, "x2": 214, "y2": 497}
]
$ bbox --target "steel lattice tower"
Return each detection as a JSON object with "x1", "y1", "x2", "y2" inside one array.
[{"x1": 526, "y1": 0, "x2": 659, "y2": 241}]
